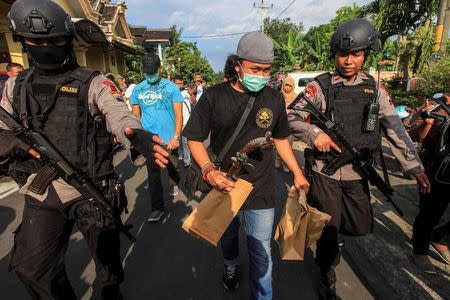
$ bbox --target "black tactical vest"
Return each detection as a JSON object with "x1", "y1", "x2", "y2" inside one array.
[
  {"x1": 12, "y1": 66, "x2": 114, "y2": 181},
  {"x1": 314, "y1": 72, "x2": 380, "y2": 157}
]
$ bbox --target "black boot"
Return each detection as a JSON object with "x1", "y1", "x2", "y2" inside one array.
[
  {"x1": 319, "y1": 268, "x2": 337, "y2": 300},
  {"x1": 318, "y1": 239, "x2": 344, "y2": 300}
]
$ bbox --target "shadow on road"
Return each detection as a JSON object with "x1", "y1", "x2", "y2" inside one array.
[{"x1": 0, "y1": 205, "x2": 15, "y2": 236}]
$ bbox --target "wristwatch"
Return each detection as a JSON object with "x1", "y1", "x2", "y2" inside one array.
[{"x1": 174, "y1": 135, "x2": 181, "y2": 141}]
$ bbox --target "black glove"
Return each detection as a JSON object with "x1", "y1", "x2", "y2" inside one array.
[
  {"x1": 127, "y1": 128, "x2": 180, "y2": 181},
  {"x1": 68, "y1": 200, "x2": 111, "y2": 231},
  {"x1": 126, "y1": 128, "x2": 157, "y2": 161},
  {"x1": 0, "y1": 130, "x2": 30, "y2": 160}
]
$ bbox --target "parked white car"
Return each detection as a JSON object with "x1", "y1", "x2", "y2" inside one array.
[{"x1": 288, "y1": 71, "x2": 328, "y2": 94}]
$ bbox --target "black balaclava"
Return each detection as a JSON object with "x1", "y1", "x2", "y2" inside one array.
[{"x1": 25, "y1": 41, "x2": 75, "y2": 72}]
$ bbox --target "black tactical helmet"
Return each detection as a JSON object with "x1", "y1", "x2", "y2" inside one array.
[
  {"x1": 330, "y1": 18, "x2": 379, "y2": 55},
  {"x1": 7, "y1": 0, "x2": 75, "y2": 41}
]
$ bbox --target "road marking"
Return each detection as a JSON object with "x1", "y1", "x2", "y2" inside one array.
[
  {"x1": 0, "y1": 181, "x2": 19, "y2": 199},
  {"x1": 403, "y1": 268, "x2": 444, "y2": 299}
]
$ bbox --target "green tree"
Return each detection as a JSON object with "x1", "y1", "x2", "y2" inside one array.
[
  {"x1": 166, "y1": 39, "x2": 216, "y2": 84},
  {"x1": 264, "y1": 17, "x2": 305, "y2": 72},
  {"x1": 361, "y1": 0, "x2": 439, "y2": 43},
  {"x1": 125, "y1": 45, "x2": 146, "y2": 83},
  {"x1": 302, "y1": 4, "x2": 362, "y2": 71},
  {"x1": 416, "y1": 45, "x2": 450, "y2": 96},
  {"x1": 361, "y1": 0, "x2": 439, "y2": 77}
]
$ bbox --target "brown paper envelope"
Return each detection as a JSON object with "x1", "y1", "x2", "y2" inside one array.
[
  {"x1": 275, "y1": 187, "x2": 308, "y2": 260},
  {"x1": 275, "y1": 187, "x2": 331, "y2": 260},
  {"x1": 182, "y1": 179, "x2": 253, "y2": 246}
]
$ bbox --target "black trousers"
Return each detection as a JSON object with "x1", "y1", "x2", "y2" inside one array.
[
  {"x1": 308, "y1": 171, "x2": 373, "y2": 273},
  {"x1": 145, "y1": 149, "x2": 178, "y2": 212},
  {"x1": 412, "y1": 181, "x2": 450, "y2": 255},
  {"x1": 10, "y1": 187, "x2": 124, "y2": 300}
]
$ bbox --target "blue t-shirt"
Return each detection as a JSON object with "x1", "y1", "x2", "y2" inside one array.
[{"x1": 131, "y1": 78, "x2": 183, "y2": 144}]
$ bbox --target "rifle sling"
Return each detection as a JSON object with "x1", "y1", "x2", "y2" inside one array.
[{"x1": 216, "y1": 95, "x2": 255, "y2": 165}]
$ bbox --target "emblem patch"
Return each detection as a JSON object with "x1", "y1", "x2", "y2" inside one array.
[
  {"x1": 102, "y1": 80, "x2": 123, "y2": 102},
  {"x1": 60, "y1": 86, "x2": 78, "y2": 94},
  {"x1": 256, "y1": 108, "x2": 273, "y2": 129},
  {"x1": 305, "y1": 84, "x2": 317, "y2": 97},
  {"x1": 363, "y1": 88, "x2": 374, "y2": 94}
]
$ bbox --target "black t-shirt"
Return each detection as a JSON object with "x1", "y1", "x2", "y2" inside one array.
[{"x1": 183, "y1": 82, "x2": 291, "y2": 209}]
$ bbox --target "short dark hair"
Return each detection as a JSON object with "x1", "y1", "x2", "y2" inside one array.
[
  {"x1": 6, "y1": 62, "x2": 23, "y2": 71},
  {"x1": 223, "y1": 54, "x2": 241, "y2": 82},
  {"x1": 173, "y1": 75, "x2": 184, "y2": 82}
]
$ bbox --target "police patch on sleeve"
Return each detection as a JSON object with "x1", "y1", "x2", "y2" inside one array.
[
  {"x1": 305, "y1": 84, "x2": 317, "y2": 97},
  {"x1": 256, "y1": 108, "x2": 273, "y2": 128},
  {"x1": 102, "y1": 80, "x2": 124, "y2": 102}
]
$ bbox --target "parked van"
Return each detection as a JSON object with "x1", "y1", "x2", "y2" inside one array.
[{"x1": 288, "y1": 71, "x2": 328, "y2": 94}]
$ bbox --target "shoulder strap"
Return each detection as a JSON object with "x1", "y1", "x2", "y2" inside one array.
[
  {"x1": 19, "y1": 67, "x2": 35, "y2": 128},
  {"x1": 68, "y1": 67, "x2": 99, "y2": 83},
  {"x1": 314, "y1": 72, "x2": 335, "y2": 121},
  {"x1": 216, "y1": 95, "x2": 256, "y2": 165},
  {"x1": 183, "y1": 100, "x2": 191, "y2": 113},
  {"x1": 364, "y1": 74, "x2": 379, "y2": 104}
]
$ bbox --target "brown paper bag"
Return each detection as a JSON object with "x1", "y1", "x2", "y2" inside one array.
[
  {"x1": 182, "y1": 179, "x2": 253, "y2": 247},
  {"x1": 274, "y1": 186, "x2": 331, "y2": 260}
]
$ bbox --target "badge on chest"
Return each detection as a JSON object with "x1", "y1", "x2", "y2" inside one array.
[{"x1": 256, "y1": 107, "x2": 273, "y2": 129}]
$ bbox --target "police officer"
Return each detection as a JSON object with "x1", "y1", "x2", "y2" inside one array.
[
  {"x1": 0, "y1": 0, "x2": 169, "y2": 299},
  {"x1": 288, "y1": 18, "x2": 430, "y2": 299}
]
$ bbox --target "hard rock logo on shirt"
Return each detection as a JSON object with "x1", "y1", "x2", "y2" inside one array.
[
  {"x1": 138, "y1": 90, "x2": 163, "y2": 105},
  {"x1": 256, "y1": 108, "x2": 273, "y2": 129}
]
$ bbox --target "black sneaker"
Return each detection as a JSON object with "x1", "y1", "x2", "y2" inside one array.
[{"x1": 222, "y1": 264, "x2": 240, "y2": 290}]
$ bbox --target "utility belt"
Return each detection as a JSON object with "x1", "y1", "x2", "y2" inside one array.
[{"x1": 25, "y1": 166, "x2": 128, "y2": 213}]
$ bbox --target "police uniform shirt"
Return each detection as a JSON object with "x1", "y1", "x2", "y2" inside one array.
[
  {"x1": 183, "y1": 82, "x2": 291, "y2": 210},
  {"x1": 288, "y1": 71, "x2": 424, "y2": 181},
  {"x1": 0, "y1": 74, "x2": 143, "y2": 202}
]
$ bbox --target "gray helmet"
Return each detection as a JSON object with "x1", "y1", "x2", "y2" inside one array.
[
  {"x1": 7, "y1": 0, "x2": 75, "y2": 41},
  {"x1": 330, "y1": 18, "x2": 379, "y2": 55}
]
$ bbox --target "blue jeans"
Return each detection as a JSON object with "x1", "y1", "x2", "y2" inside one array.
[{"x1": 221, "y1": 208, "x2": 274, "y2": 300}]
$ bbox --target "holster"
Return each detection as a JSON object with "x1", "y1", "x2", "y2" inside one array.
[{"x1": 98, "y1": 177, "x2": 128, "y2": 215}]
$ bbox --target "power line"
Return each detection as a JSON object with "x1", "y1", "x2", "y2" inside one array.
[
  {"x1": 274, "y1": 0, "x2": 296, "y2": 19},
  {"x1": 271, "y1": 0, "x2": 291, "y2": 18}
]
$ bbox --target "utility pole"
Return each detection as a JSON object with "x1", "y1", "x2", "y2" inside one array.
[
  {"x1": 253, "y1": 0, "x2": 273, "y2": 33},
  {"x1": 433, "y1": 0, "x2": 449, "y2": 53}
]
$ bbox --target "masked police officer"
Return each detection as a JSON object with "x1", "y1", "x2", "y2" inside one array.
[
  {"x1": 0, "y1": 0, "x2": 169, "y2": 299},
  {"x1": 288, "y1": 19, "x2": 430, "y2": 299}
]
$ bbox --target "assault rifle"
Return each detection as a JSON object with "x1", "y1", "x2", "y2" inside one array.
[
  {"x1": 0, "y1": 106, "x2": 136, "y2": 242},
  {"x1": 288, "y1": 92, "x2": 404, "y2": 216}
]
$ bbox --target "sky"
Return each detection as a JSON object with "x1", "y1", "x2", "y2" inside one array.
[{"x1": 125, "y1": 0, "x2": 373, "y2": 72}]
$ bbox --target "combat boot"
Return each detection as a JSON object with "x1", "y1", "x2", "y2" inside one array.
[
  {"x1": 318, "y1": 239, "x2": 344, "y2": 300},
  {"x1": 319, "y1": 268, "x2": 337, "y2": 300}
]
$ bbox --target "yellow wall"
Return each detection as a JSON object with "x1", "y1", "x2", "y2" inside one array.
[
  {"x1": 5, "y1": 33, "x2": 29, "y2": 68},
  {"x1": 54, "y1": 0, "x2": 78, "y2": 18},
  {"x1": 116, "y1": 51, "x2": 125, "y2": 77},
  {"x1": 86, "y1": 45, "x2": 106, "y2": 73},
  {"x1": 107, "y1": 52, "x2": 118, "y2": 77},
  {"x1": 0, "y1": 1, "x2": 29, "y2": 70},
  {"x1": 74, "y1": 46, "x2": 87, "y2": 67}
]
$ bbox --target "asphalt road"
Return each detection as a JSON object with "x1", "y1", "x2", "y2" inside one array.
[{"x1": 0, "y1": 147, "x2": 373, "y2": 300}]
